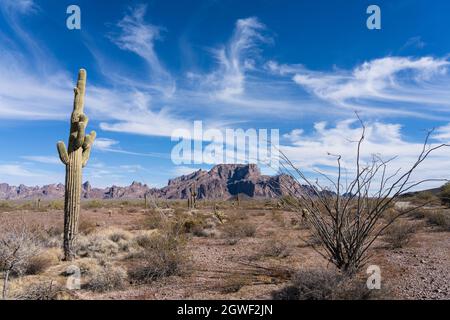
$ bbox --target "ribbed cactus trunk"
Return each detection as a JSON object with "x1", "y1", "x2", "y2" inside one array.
[{"x1": 57, "y1": 69, "x2": 96, "y2": 261}]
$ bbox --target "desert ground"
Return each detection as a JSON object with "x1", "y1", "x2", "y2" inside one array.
[{"x1": 0, "y1": 196, "x2": 448, "y2": 300}]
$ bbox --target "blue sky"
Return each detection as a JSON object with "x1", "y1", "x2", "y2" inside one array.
[{"x1": 0, "y1": 0, "x2": 449, "y2": 189}]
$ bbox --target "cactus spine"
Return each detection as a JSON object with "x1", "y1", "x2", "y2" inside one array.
[{"x1": 57, "y1": 69, "x2": 96, "y2": 261}]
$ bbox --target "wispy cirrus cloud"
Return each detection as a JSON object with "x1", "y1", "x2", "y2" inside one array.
[
  {"x1": 208, "y1": 17, "x2": 270, "y2": 100},
  {"x1": 187, "y1": 17, "x2": 272, "y2": 100},
  {"x1": 21, "y1": 155, "x2": 60, "y2": 165},
  {"x1": 0, "y1": 164, "x2": 39, "y2": 177},
  {"x1": 0, "y1": 0, "x2": 38, "y2": 15},
  {"x1": 183, "y1": 17, "x2": 310, "y2": 117},
  {"x1": 94, "y1": 137, "x2": 169, "y2": 159},
  {"x1": 0, "y1": 162, "x2": 63, "y2": 186},
  {"x1": 402, "y1": 36, "x2": 426, "y2": 50},
  {"x1": 109, "y1": 4, "x2": 174, "y2": 96},
  {"x1": 0, "y1": 2, "x2": 192, "y2": 138},
  {"x1": 269, "y1": 56, "x2": 450, "y2": 119}
]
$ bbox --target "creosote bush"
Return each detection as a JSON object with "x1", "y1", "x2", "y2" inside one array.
[
  {"x1": 220, "y1": 213, "x2": 256, "y2": 239},
  {"x1": 0, "y1": 201, "x2": 14, "y2": 212},
  {"x1": 78, "y1": 219, "x2": 97, "y2": 235},
  {"x1": 272, "y1": 268, "x2": 376, "y2": 300},
  {"x1": 0, "y1": 224, "x2": 41, "y2": 299},
  {"x1": 406, "y1": 208, "x2": 450, "y2": 231},
  {"x1": 426, "y1": 210, "x2": 450, "y2": 231},
  {"x1": 439, "y1": 182, "x2": 450, "y2": 207},
  {"x1": 259, "y1": 239, "x2": 291, "y2": 258},
  {"x1": 85, "y1": 262, "x2": 127, "y2": 292},
  {"x1": 383, "y1": 220, "x2": 418, "y2": 249},
  {"x1": 407, "y1": 208, "x2": 427, "y2": 220},
  {"x1": 219, "y1": 274, "x2": 251, "y2": 294},
  {"x1": 17, "y1": 281, "x2": 64, "y2": 300},
  {"x1": 128, "y1": 229, "x2": 188, "y2": 283},
  {"x1": 142, "y1": 210, "x2": 165, "y2": 229}
]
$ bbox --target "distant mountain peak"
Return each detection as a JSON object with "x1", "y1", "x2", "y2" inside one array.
[{"x1": 0, "y1": 164, "x2": 311, "y2": 200}]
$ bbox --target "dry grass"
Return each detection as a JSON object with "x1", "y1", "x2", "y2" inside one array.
[
  {"x1": 74, "y1": 228, "x2": 136, "y2": 259},
  {"x1": 25, "y1": 251, "x2": 58, "y2": 275}
]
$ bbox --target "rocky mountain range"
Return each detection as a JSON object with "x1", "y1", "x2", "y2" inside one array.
[{"x1": 0, "y1": 164, "x2": 310, "y2": 200}]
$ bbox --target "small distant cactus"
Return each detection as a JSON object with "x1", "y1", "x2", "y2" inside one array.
[
  {"x1": 213, "y1": 204, "x2": 226, "y2": 224},
  {"x1": 144, "y1": 193, "x2": 148, "y2": 209},
  {"x1": 188, "y1": 182, "x2": 197, "y2": 209},
  {"x1": 57, "y1": 69, "x2": 96, "y2": 261}
]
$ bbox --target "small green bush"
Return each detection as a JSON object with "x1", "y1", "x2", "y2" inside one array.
[
  {"x1": 83, "y1": 200, "x2": 103, "y2": 209},
  {"x1": 439, "y1": 183, "x2": 450, "y2": 207}
]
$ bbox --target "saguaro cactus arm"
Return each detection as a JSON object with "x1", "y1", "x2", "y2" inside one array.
[
  {"x1": 57, "y1": 141, "x2": 69, "y2": 165},
  {"x1": 72, "y1": 114, "x2": 88, "y2": 150},
  {"x1": 82, "y1": 130, "x2": 96, "y2": 167}
]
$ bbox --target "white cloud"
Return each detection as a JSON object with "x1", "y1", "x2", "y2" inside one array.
[
  {"x1": 288, "y1": 56, "x2": 450, "y2": 118},
  {"x1": 434, "y1": 123, "x2": 450, "y2": 142},
  {"x1": 283, "y1": 129, "x2": 304, "y2": 142},
  {"x1": 21, "y1": 156, "x2": 60, "y2": 165},
  {"x1": 119, "y1": 164, "x2": 144, "y2": 173},
  {"x1": 0, "y1": 164, "x2": 39, "y2": 177},
  {"x1": 171, "y1": 165, "x2": 198, "y2": 177},
  {"x1": 280, "y1": 119, "x2": 450, "y2": 191},
  {"x1": 94, "y1": 138, "x2": 119, "y2": 150}
]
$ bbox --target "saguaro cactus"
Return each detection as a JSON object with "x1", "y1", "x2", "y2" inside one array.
[
  {"x1": 188, "y1": 182, "x2": 197, "y2": 209},
  {"x1": 57, "y1": 69, "x2": 96, "y2": 261}
]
